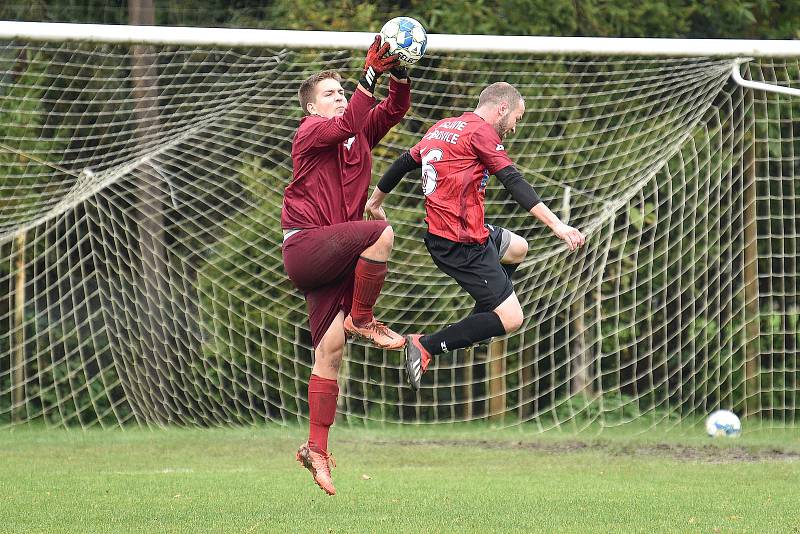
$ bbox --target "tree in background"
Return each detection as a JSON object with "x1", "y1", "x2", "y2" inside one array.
[{"x1": 3, "y1": 0, "x2": 800, "y2": 39}]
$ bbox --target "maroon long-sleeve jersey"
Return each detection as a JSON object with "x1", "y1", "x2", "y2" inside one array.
[{"x1": 281, "y1": 79, "x2": 411, "y2": 229}]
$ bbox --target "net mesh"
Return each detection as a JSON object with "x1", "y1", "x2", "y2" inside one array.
[{"x1": 1, "y1": 37, "x2": 797, "y2": 429}]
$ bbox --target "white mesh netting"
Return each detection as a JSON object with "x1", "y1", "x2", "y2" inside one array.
[{"x1": 1, "y1": 34, "x2": 798, "y2": 429}]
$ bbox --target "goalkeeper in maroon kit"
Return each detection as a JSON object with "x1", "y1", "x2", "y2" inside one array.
[
  {"x1": 282, "y1": 37, "x2": 410, "y2": 495},
  {"x1": 364, "y1": 82, "x2": 586, "y2": 390}
]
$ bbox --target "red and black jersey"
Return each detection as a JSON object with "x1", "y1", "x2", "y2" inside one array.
[
  {"x1": 410, "y1": 112, "x2": 514, "y2": 243},
  {"x1": 282, "y1": 80, "x2": 411, "y2": 229}
]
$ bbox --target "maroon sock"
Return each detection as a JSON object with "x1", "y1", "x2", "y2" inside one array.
[
  {"x1": 350, "y1": 256, "x2": 388, "y2": 326},
  {"x1": 308, "y1": 374, "x2": 339, "y2": 453}
]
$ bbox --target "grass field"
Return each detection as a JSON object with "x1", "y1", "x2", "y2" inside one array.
[{"x1": 2, "y1": 423, "x2": 799, "y2": 533}]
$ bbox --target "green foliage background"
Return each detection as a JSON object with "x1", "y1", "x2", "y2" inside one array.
[
  {"x1": 0, "y1": 1, "x2": 798, "y2": 426},
  {"x1": 4, "y1": 0, "x2": 800, "y2": 39}
]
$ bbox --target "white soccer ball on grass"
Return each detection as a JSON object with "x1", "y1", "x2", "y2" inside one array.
[{"x1": 705, "y1": 409, "x2": 741, "y2": 438}]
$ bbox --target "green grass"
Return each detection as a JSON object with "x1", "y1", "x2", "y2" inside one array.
[{"x1": 1, "y1": 423, "x2": 800, "y2": 533}]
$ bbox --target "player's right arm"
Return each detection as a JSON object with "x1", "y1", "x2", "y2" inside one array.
[
  {"x1": 365, "y1": 150, "x2": 421, "y2": 220},
  {"x1": 493, "y1": 164, "x2": 585, "y2": 250},
  {"x1": 471, "y1": 123, "x2": 586, "y2": 251},
  {"x1": 358, "y1": 35, "x2": 400, "y2": 98},
  {"x1": 528, "y1": 201, "x2": 586, "y2": 251}
]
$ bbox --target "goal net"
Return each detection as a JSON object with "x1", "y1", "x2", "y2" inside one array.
[{"x1": 1, "y1": 24, "x2": 798, "y2": 429}]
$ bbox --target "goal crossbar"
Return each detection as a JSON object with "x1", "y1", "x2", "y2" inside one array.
[{"x1": 2, "y1": 20, "x2": 800, "y2": 57}]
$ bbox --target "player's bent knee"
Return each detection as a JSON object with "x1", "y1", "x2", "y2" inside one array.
[
  {"x1": 508, "y1": 236, "x2": 529, "y2": 263},
  {"x1": 379, "y1": 224, "x2": 395, "y2": 248},
  {"x1": 496, "y1": 304, "x2": 523, "y2": 333},
  {"x1": 494, "y1": 292, "x2": 523, "y2": 333},
  {"x1": 517, "y1": 238, "x2": 529, "y2": 258},
  {"x1": 362, "y1": 224, "x2": 393, "y2": 261},
  {"x1": 502, "y1": 311, "x2": 524, "y2": 333}
]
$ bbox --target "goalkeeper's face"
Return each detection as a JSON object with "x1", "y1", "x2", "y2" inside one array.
[{"x1": 309, "y1": 78, "x2": 348, "y2": 118}]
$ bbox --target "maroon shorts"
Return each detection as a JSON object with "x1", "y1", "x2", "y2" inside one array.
[{"x1": 282, "y1": 220, "x2": 388, "y2": 347}]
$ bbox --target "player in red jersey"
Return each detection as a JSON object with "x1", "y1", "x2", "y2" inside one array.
[
  {"x1": 283, "y1": 37, "x2": 411, "y2": 495},
  {"x1": 364, "y1": 82, "x2": 586, "y2": 390}
]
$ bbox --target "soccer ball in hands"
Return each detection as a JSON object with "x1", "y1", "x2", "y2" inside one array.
[
  {"x1": 379, "y1": 17, "x2": 427, "y2": 66},
  {"x1": 705, "y1": 409, "x2": 742, "y2": 437}
]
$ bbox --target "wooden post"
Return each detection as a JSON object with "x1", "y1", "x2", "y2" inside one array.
[
  {"x1": 488, "y1": 338, "x2": 506, "y2": 421},
  {"x1": 570, "y1": 296, "x2": 589, "y2": 396},
  {"x1": 462, "y1": 346, "x2": 474, "y2": 419},
  {"x1": 13, "y1": 231, "x2": 27, "y2": 422},
  {"x1": 519, "y1": 343, "x2": 535, "y2": 419},
  {"x1": 563, "y1": 185, "x2": 593, "y2": 398},
  {"x1": 129, "y1": 0, "x2": 171, "y2": 424},
  {"x1": 336, "y1": 344, "x2": 350, "y2": 423},
  {"x1": 743, "y1": 128, "x2": 760, "y2": 418}
]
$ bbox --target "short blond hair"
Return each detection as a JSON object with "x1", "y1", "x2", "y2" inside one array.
[
  {"x1": 477, "y1": 82, "x2": 523, "y2": 110},
  {"x1": 298, "y1": 70, "x2": 342, "y2": 115}
]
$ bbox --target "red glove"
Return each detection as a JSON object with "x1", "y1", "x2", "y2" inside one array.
[
  {"x1": 361, "y1": 35, "x2": 400, "y2": 92},
  {"x1": 364, "y1": 35, "x2": 399, "y2": 74}
]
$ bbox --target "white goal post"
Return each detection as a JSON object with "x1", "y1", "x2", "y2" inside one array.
[
  {"x1": 3, "y1": 20, "x2": 800, "y2": 56},
  {"x1": 1, "y1": 21, "x2": 799, "y2": 430}
]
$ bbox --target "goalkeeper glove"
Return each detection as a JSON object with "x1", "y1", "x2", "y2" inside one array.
[{"x1": 360, "y1": 35, "x2": 400, "y2": 93}]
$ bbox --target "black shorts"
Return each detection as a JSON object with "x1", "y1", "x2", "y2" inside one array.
[{"x1": 424, "y1": 224, "x2": 514, "y2": 314}]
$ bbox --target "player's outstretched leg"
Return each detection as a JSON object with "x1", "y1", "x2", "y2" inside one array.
[
  {"x1": 404, "y1": 302, "x2": 512, "y2": 390},
  {"x1": 296, "y1": 442, "x2": 337, "y2": 495}
]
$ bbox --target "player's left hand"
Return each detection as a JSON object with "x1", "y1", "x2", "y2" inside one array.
[
  {"x1": 553, "y1": 223, "x2": 586, "y2": 251},
  {"x1": 364, "y1": 203, "x2": 388, "y2": 221},
  {"x1": 365, "y1": 188, "x2": 389, "y2": 221}
]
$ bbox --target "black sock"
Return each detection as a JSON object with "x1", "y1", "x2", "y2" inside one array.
[
  {"x1": 420, "y1": 311, "x2": 506, "y2": 355},
  {"x1": 502, "y1": 262, "x2": 519, "y2": 280}
]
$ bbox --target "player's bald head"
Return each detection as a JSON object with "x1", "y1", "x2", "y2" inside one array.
[
  {"x1": 477, "y1": 82, "x2": 523, "y2": 112},
  {"x1": 298, "y1": 70, "x2": 343, "y2": 115},
  {"x1": 475, "y1": 82, "x2": 525, "y2": 140}
]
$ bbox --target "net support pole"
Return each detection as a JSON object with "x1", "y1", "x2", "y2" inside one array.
[
  {"x1": 129, "y1": 0, "x2": 171, "y2": 424},
  {"x1": 520, "y1": 341, "x2": 535, "y2": 420},
  {"x1": 12, "y1": 231, "x2": 26, "y2": 423},
  {"x1": 462, "y1": 346, "x2": 474, "y2": 420},
  {"x1": 563, "y1": 186, "x2": 592, "y2": 396},
  {"x1": 731, "y1": 60, "x2": 795, "y2": 418},
  {"x1": 743, "y1": 118, "x2": 761, "y2": 418},
  {"x1": 732, "y1": 61, "x2": 800, "y2": 97},
  {"x1": 570, "y1": 297, "x2": 590, "y2": 396},
  {"x1": 488, "y1": 338, "x2": 506, "y2": 421}
]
